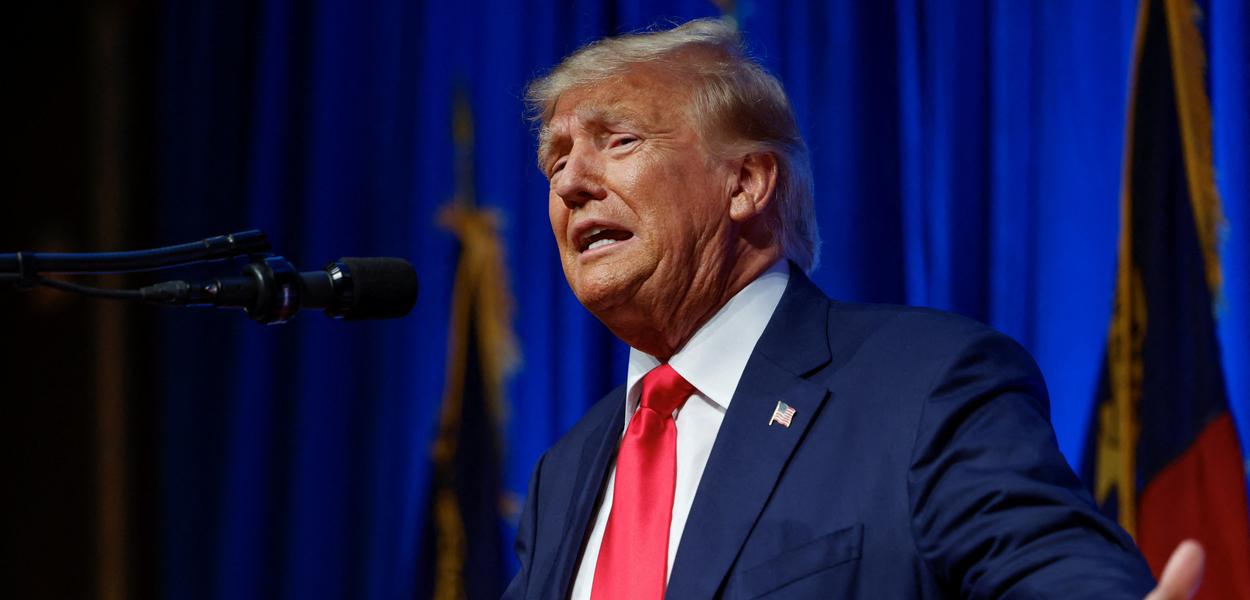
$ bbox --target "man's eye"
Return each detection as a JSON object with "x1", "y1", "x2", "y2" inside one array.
[
  {"x1": 611, "y1": 135, "x2": 639, "y2": 148},
  {"x1": 549, "y1": 159, "x2": 566, "y2": 178}
]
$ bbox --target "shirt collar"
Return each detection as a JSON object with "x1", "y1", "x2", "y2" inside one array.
[{"x1": 625, "y1": 260, "x2": 790, "y2": 414}]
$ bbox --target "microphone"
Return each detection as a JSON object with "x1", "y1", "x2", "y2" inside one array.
[{"x1": 139, "y1": 256, "x2": 417, "y2": 324}]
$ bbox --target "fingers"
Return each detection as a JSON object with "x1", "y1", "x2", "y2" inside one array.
[{"x1": 1144, "y1": 540, "x2": 1205, "y2": 600}]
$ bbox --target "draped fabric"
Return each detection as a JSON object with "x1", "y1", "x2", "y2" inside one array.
[
  {"x1": 1080, "y1": 0, "x2": 1250, "y2": 595},
  {"x1": 155, "y1": 1, "x2": 1249, "y2": 598}
]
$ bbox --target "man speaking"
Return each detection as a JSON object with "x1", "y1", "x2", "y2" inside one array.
[{"x1": 504, "y1": 18, "x2": 1203, "y2": 599}]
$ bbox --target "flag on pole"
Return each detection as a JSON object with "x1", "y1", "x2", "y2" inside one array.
[
  {"x1": 418, "y1": 92, "x2": 520, "y2": 600},
  {"x1": 1082, "y1": 0, "x2": 1250, "y2": 597}
]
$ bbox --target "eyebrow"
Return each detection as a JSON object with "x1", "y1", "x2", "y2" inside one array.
[
  {"x1": 537, "y1": 104, "x2": 651, "y2": 168},
  {"x1": 578, "y1": 105, "x2": 649, "y2": 130}
]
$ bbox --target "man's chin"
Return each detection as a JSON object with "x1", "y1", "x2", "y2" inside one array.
[
  {"x1": 570, "y1": 281, "x2": 628, "y2": 314},
  {"x1": 563, "y1": 257, "x2": 653, "y2": 314},
  {"x1": 567, "y1": 271, "x2": 640, "y2": 316}
]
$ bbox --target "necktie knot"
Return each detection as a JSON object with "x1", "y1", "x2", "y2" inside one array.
[{"x1": 640, "y1": 364, "x2": 695, "y2": 416}]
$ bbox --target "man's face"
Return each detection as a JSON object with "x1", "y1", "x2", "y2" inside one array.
[{"x1": 541, "y1": 67, "x2": 737, "y2": 321}]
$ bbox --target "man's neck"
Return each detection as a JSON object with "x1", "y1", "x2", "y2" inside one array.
[{"x1": 609, "y1": 251, "x2": 784, "y2": 359}]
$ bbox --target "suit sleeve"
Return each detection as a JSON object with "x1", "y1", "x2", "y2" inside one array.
[
  {"x1": 503, "y1": 451, "x2": 545, "y2": 600},
  {"x1": 906, "y1": 329, "x2": 1155, "y2": 599}
]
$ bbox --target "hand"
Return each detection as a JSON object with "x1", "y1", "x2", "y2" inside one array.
[{"x1": 1143, "y1": 540, "x2": 1205, "y2": 600}]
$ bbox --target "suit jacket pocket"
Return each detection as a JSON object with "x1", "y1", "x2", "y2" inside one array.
[{"x1": 733, "y1": 522, "x2": 863, "y2": 599}]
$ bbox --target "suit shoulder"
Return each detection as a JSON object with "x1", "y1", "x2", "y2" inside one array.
[
  {"x1": 828, "y1": 300, "x2": 1025, "y2": 354},
  {"x1": 779, "y1": 269, "x2": 1023, "y2": 361},
  {"x1": 821, "y1": 300, "x2": 1042, "y2": 390}
]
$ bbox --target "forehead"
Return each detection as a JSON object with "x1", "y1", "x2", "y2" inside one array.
[{"x1": 544, "y1": 66, "x2": 692, "y2": 137}]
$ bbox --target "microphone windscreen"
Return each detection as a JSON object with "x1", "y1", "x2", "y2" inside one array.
[{"x1": 338, "y1": 257, "x2": 417, "y2": 320}]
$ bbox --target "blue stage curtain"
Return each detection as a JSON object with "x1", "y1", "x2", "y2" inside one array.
[{"x1": 155, "y1": 1, "x2": 1249, "y2": 597}]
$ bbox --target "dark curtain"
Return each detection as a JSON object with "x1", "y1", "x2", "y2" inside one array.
[{"x1": 153, "y1": 0, "x2": 1249, "y2": 598}]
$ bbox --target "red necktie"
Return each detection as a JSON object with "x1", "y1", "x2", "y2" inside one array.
[{"x1": 591, "y1": 364, "x2": 696, "y2": 600}]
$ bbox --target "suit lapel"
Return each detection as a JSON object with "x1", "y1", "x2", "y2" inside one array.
[
  {"x1": 666, "y1": 267, "x2": 834, "y2": 598},
  {"x1": 540, "y1": 386, "x2": 625, "y2": 600}
]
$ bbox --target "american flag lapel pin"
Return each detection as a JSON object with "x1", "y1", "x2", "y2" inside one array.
[{"x1": 769, "y1": 401, "x2": 796, "y2": 428}]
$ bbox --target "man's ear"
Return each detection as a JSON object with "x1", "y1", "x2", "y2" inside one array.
[{"x1": 729, "y1": 151, "x2": 779, "y2": 224}]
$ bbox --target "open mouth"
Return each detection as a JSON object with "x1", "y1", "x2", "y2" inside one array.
[{"x1": 578, "y1": 227, "x2": 634, "y2": 253}]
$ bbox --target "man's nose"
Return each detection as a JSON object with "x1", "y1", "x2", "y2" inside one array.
[{"x1": 553, "y1": 147, "x2": 607, "y2": 209}]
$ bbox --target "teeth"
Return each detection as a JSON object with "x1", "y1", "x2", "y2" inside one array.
[
  {"x1": 588, "y1": 227, "x2": 605, "y2": 237},
  {"x1": 587, "y1": 238, "x2": 617, "y2": 251}
]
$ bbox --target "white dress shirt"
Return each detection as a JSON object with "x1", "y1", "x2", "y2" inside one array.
[{"x1": 569, "y1": 260, "x2": 790, "y2": 600}]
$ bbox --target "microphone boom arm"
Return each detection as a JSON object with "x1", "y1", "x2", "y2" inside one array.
[
  {"x1": 0, "y1": 230, "x2": 271, "y2": 290},
  {"x1": 3, "y1": 231, "x2": 416, "y2": 324}
]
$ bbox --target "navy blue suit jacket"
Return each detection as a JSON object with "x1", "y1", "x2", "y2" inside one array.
[{"x1": 504, "y1": 266, "x2": 1154, "y2": 599}]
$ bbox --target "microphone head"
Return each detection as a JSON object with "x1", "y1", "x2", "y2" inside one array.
[{"x1": 332, "y1": 257, "x2": 417, "y2": 320}]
